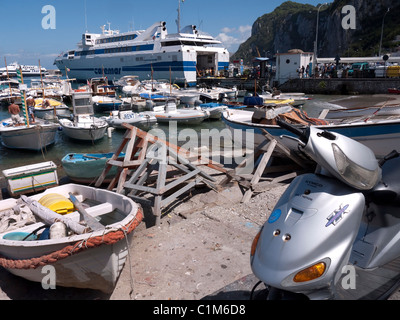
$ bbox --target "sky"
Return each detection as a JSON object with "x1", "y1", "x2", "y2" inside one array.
[{"x1": 0, "y1": 0, "x2": 332, "y2": 69}]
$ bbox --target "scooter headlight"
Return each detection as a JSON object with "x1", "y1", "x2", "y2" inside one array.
[{"x1": 332, "y1": 143, "x2": 380, "y2": 190}]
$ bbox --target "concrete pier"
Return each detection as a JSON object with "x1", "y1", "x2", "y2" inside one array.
[{"x1": 280, "y1": 78, "x2": 400, "y2": 95}]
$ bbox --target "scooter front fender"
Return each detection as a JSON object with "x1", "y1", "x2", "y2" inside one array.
[{"x1": 251, "y1": 173, "x2": 365, "y2": 297}]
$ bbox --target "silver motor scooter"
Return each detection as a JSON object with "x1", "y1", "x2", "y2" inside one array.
[{"x1": 250, "y1": 118, "x2": 400, "y2": 300}]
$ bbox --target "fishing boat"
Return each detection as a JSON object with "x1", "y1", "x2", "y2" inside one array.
[
  {"x1": 92, "y1": 95, "x2": 123, "y2": 113},
  {"x1": 34, "y1": 98, "x2": 71, "y2": 119},
  {"x1": 222, "y1": 107, "x2": 400, "y2": 159},
  {"x1": 0, "y1": 183, "x2": 143, "y2": 293},
  {"x1": 0, "y1": 118, "x2": 59, "y2": 151},
  {"x1": 0, "y1": 79, "x2": 21, "y2": 105},
  {"x1": 88, "y1": 77, "x2": 117, "y2": 96},
  {"x1": 61, "y1": 152, "x2": 125, "y2": 184},
  {"x1": 148, "y1": 99, "x2": 209, "y2": 125},
  {"x1": 58, "y1": 92, "x2": 108, "y2": 142},
  {"x1": 120, "y1": 96, "x2": 147, "y2": 111},
  {"x1": 102, "y1": 110, "x2": 157, "y2": 129},
  {"x1": 53, "y1": 15, "x2": 229, "y2": 87}
]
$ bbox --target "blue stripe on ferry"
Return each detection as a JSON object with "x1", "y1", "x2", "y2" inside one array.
[
  {"x1": 69, "y1": 61, "x2": 197, "y2": 74},
  {"x1": 123, "y1": 61, "x2": 196, "y2": 72}
]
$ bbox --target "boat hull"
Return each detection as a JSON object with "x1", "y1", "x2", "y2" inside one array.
[
  {"x1": 154, "y1": 113, "x2": 208, "y2": 125},
  {"x1": 61, "y1": 153, "x2": 123, "y2": 184},
  {"x1": 106, "y1": 116, "x2": 157, "y2": 129},
  {"x1": 0, "y1": 183, "x2": 142, "y2": 292},
  {"x1": 222, "y1": 109, "x2": 400, "y2": 159},
  {"x1": 59, "y1": 119, "x2": 108, "y2": 141},
  {"x1": 325, "y1": 105, "x2": 400, "y2": 119},
  {"x1": 0, "y1": 120, "x2": 58, "y2": 151},
  {"x1": 7, "y1": 235, "x2": 132, "y2": 292}
]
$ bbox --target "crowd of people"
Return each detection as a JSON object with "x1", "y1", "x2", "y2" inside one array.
[{"x1": 297, "y1": 63, "x2": 340, "y2": 79}]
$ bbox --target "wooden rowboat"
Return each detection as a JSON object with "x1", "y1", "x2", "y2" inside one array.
[{"x1": 0, "y1": 183, "x2": 143, "y2": 293}]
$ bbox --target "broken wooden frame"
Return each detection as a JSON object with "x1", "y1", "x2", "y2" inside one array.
[
  {"x1": 95, "y1": 123, "x2": 226, "y2": 225},
  {"x1": 219, "y1": 128, "x2": 313, "y2": 203}
]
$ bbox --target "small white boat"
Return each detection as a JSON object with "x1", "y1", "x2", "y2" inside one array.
[
  {"x1": 0, "y1": 79, "x2": 21, "y2": 105},
  {"x1": 148, "y1": 99, "x2": 209, "y2": 125},
  {"x1": 0, "y1": 183, "x2": 143, "y2": 293},
  {"x1": 120, "y1": 96, "x2": 147, "y2": 111},
  {"x1": 0, "y1": 118, "x2": 59, "y2": 151},
  {"x1": 58, "y1": 92, "x2": 108, "y2": 142},
  {"x1": 103, "y1": 110, "x2": 157, "y2": 129},
  {"x1": 196, "y1": 85, "x2": 237, "y2": 101},
  {"x1": 199, "y1": 102, "x2": 228, "y2": 119}
]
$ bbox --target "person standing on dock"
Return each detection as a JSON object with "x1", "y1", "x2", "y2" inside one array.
[
  {"x1": 8, "y1": 99, "x2": 24, "y2": 126},
  {"x1": 26, "y1": 96, "x2": 36, "y2": 123}
]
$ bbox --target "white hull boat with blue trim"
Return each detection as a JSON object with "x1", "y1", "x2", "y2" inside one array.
[
  {"x1": 222, "y1": 108, "x2": 400, "y2": 159},
  {"x1": 54, "y1": 21, "x2": 229, "y2": 87}
]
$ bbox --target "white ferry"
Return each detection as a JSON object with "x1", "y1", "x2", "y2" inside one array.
[
  {"x1": 54, "y1": 21, "x2": 230, "y2": 86},
  {"x1": 0, "y1": 62, "x2": 48, "y2": 77}
]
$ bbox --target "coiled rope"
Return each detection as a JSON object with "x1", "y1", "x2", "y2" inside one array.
[{"x1": 0, "y1": 208, "x2": 143, "y2": 270}]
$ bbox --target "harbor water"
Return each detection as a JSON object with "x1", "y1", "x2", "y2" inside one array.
[{"x1": 0, "y1": 90, "x2": 364, "y2": 175}]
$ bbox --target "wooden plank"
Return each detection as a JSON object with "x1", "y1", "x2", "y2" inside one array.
[
  {"x1": 116, "y1": 167, "x2": 129, "y2": 194},
  {"x1": 318, "y1": 108, "x2": 330, "y2": 119},
  {"x1": 261, "y1": 129, "x2": 308, "y2": 168},
  {"x1": 241, "y1": 139, "x2": 277, "y2": 203},
  {"x1": 123, "y1": 127, "x2": 137, "y2": 164},
  {"x1": 159, "y1": 169, "x2": 200, "y2": 194},
  {"x1": 253, "y1": 171, "x2": 299, "y2": 193},
  {"x1": 125, "y1": 158, "x2": 150, "y2": 185},
  {"x1": 160, "y1": 181, "x2": 196, "y2": 208}
]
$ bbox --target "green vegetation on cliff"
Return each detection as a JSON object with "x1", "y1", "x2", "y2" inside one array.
[{"x1": 232, "y1": 0, "x2": 400, "y2": 64}]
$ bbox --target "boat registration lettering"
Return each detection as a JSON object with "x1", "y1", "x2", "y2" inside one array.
[{"x1": 94, "y1": 68, "x2": 121, "y2": 75}]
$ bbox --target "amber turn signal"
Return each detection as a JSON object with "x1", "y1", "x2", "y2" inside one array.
[
  {"x1": 251, "y1": 230, "x2": 262, "y2": 256},
  {"x1": 293, "y1": 262, "x2": 326, "y2": 283}
]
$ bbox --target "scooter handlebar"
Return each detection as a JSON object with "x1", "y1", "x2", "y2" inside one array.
[{"x1": 276, "y1": 117, "x2": 309, "y2": 143}]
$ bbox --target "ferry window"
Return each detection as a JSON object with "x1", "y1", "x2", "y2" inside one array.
[{"x1": 286, "y1": 59, "x2": 291, "y2": 64}]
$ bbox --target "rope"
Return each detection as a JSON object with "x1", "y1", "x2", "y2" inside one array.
[{"x1": 0, "y1": 208, "x2": 143, "y2": 270}]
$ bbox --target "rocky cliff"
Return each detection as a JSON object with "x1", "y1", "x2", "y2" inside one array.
[{"x1": 232, "y1": 0, "x2": 400, "y2": 64}]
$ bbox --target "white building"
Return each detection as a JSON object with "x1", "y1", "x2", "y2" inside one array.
[{"x1": 275, "y1": 50, "x2": 314, "y2": 84}]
